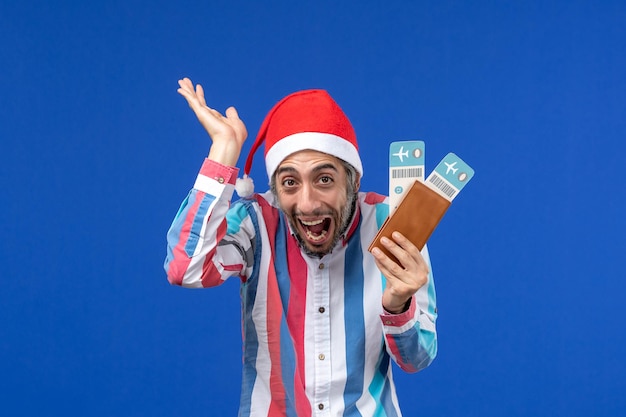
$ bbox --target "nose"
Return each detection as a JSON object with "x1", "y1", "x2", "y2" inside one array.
[{"x1": 297, "y1": 183, "x2": 322, "y2": 214}]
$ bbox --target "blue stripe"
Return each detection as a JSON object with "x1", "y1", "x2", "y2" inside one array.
[
  {"x1": 184, "y1": 192, "x2": 216, "y2": 257},
  {"x1": 423, "y1": 268, "x2": 438, "y2": 360},
  {"x1": 370, "y1": 199, "x2": 400, "y2": 415},
  {"x1": 275, "y1": 215, "x2": 298, "y2": 416},
  {"x1": 419, "y1": 253, "x2": 437, "y2": 363},
  {"x1": 275, "y1": 215, "x2": 291, "y2": 310},
  {"x1": 375, "y1": 201, "x2": 389, "y2": 229},
  {"x1": 279, "y1": 316, "x2": 298, "y2": 417},
  {"x1": 370, "y1": 353, "x2": 398, "y2": 417},
  {"x1": 426, "y1": 268, "x2": 437, "y2": 318},
  {"x1": 238, "y1": 200, "x2": 262, "y2": 417},
  {"x1": 379, "y1": 375, "x2": 398, "y2": 417},
  {"x1": 164, "y1": 193, "x2": 192, "y2": 271},
  {"x1": 366, "y1": 353, "x2": 386, "y2": 417},
  {"x1": 394, "y1": 325, "x2": 434, "y2": 370},
  {"x1": 226, "y1": 202, "x2": 250, "y2": 234},
  {"x1": 342, "y1": 229, "x2": 365, "y2": 417}
]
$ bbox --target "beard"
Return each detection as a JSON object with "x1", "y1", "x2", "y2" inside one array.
[{"x1": 287, "y1": 190, "x2": 358, "y2": 258}]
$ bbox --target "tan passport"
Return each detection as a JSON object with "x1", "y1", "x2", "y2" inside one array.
[{"x1": 368, "y1": 180, "x2": 450, "y2": 265}]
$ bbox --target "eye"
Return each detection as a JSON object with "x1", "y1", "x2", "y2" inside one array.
[
  {"x1": 318, "y1": 175, "x2": 333, "y2": 185},
  {"x1": 281, "y1": 178, "x2": 297, "y2": 188}
]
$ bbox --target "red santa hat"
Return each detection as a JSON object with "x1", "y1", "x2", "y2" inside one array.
[{"x1": 235, "y1": 89, "x2": 363, "y2": 197}]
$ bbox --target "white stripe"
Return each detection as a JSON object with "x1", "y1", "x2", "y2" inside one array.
[
  {"x1": 384, "y1": 317, "x2": 419, "y2": 335},
  {"x1": 302, "y1": 253, "x2": 334, "y2": 415},
  {"x1": 194, "y1": 173, "x2": 229, "y2": 196},
  {"x1": 328, "y1": 253, "x2": 348, "y2": 415},
  {"x1": 249, "y1": 221, "x2": 272, "y2": 416},
  {"x1": 387, "y1": 366, "x2": 402, "y2": 415}
]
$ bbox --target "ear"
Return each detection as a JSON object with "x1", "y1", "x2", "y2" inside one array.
[{"x1": 354, "y1": 173, "x2": 361, "y2": 191}]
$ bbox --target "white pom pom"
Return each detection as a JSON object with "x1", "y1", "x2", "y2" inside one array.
[{"x1": 235, "y1": 175, "x2": 254, "y2": 198}]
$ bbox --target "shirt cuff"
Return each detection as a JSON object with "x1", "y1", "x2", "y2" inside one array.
[
  {"x1": 380, "y1": 296, "x2": 417, "y2": 327},
  {"x1": 194, "y1": 159, "x2": 239, "y2": 193}
]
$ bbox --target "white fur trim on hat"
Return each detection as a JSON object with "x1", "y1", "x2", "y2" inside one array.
[{"x1": 264, "y1": 132, "x2": 363, "y2": 179}]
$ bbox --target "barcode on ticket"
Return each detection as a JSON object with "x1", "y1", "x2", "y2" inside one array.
[
  {"x1": 426, "y1": 153, "x2": 475, "y2": 202},
  {"x1": 427, "y1": 173, "x2": 457, "y2": 199},
  {"x1": 389, "y1": 141, "x2": 426, "y2": 213},
  {"x1": 391, "y1": 167, "x2": 423, "y2": 179}
]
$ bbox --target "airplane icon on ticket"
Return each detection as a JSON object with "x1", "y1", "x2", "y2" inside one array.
[
  {"x1": 392, "y1": 146, "x2": 409, "y2": 162},
  {"x1": 444, "y1": 161, "x2": 458, "y2": 175}
]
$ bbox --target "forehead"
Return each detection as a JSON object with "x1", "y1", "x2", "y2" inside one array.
[{"x1": 276, "y1": 150, "x2": 344, "y2": 174}]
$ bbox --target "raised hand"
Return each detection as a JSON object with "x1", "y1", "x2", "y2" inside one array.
[
  {"x1": 177, "y1": 77, "x2": 248, "y2": 167},
  {"x1": 372, "y1": 232, "x2": 430, "y2": 314}
]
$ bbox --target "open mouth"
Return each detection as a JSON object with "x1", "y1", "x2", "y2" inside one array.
[{"x1": 299, "y1": 217, "x2": 332, "y2": 243}]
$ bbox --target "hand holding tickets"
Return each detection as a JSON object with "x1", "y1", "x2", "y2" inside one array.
[{"x1": 369, "y1": 144, "x2": 474, "y2": 266}]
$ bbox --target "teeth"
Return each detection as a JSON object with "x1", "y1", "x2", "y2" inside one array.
[
  {"x1": 301, "y1": 219, "x2": 324, "y2": 226},
  {"x1": 306, "y1": 230, "x2": 327, "y2": 242}
]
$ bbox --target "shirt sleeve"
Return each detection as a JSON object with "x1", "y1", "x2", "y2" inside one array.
[
  {"x1": 164, "y1": 159, "x2": 250, "y2": 288},
  {"x1": 380, "y1": 245, "x2": 438, "y2": 373}
]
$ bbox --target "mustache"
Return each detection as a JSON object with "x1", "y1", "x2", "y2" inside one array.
[{"x1": 293, "y1": 209, "x2": 335, "y2": 217}]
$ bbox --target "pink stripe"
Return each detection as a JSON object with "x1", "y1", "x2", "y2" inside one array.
[
  {"x1": 364, "y1": 191, "x2": 385, "y2": 205},
  {"x1": 258, "y1": 196, "x2": 311, "y2": 415},
  {"x1": 385, "y1": 334, "x2": 417, "y2": 373},
  {"x1": 258, "y1": 197, "x2": 288, "y2": 414},
  {"x1": 221, "y1": 263, "x2": 244, "y2": 272},
  {"x1": 166, "y1": 193, "x2": 205, "y2": 285},
  {"x1": 198, "y1": 158, "x2": 239, "y2": 184},
  {"x1": 200, "y1": 220, "x2": 228, "y2": 287},
  {"x1": 286, "y1": 234, "x2": 311, "y2": 417},
  {"x1": 380, "y1": 297, "x2": 417, "y2": 327}
]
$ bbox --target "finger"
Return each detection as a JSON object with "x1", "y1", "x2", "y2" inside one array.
[
  {"x1": 192, "y1": 84, "x2": 225, "y2": 119},
  {"x1": 177, "y1": 85, "x2": 193, "y2": 100},
  {"x1": 196, "y1": 83, "x2": 208, "y2": 107},
  {"x1": 224, "y1": 107, "x2": 248, "y2": 141},
  {"x1": 379, "y1": 236, "x2": 416, "y2": 271},
  {"x1": 373, "y1": 250, "x2": 428, "y2": 294},
  {"x1": 371, "y1": 247, "x2": 409, "y2": 281},
  {"x1": 177, "y1": 87, "x2": 198, "y2": 107},
  {"x1": 177, "y1": 79, "x2": 199, "y2": 103},
  {"x1": 178, "y1": 77, "x2": 194, "y2": 92},
  {"x1": 390, "y1": 232, "x2": 419, "y2": 255},
  {"x1": 389, "y1": 232, "x2": 429, "y2": 272},
  {"x1": 177, "y1": 82, "x2": 217, "y2": 117}
]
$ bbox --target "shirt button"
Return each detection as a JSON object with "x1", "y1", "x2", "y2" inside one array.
[
  {"x1": 318, "y1": 353, "x2": 325, "y2": 360},
  {"x1": 319, "y1": 263, "x2": 325, "y2": 270},
  {"x1": 318, "y1": 306, "x2": 325, "y2": 313},
  {"x1": 216, "y1": 177, "x2": 225, "y2": 184},
  {"x1": 384, "y1": 320, "x2": 393, "y2": 325},
  {"x1": 318, "y1": 404, "x2": 324, "y2": 410}
]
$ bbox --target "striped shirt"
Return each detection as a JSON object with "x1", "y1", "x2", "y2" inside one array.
[{"x1": 165, "y1": 159, "x2": 438, "y2": 417}]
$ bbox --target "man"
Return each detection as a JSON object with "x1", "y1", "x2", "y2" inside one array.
[{"x1": 165, "y1": 78, "x2": 437, "y2": 416}]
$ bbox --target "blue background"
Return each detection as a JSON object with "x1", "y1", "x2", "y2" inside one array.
[{"x1": 2, "y1": 1, "x2": 625, "y2": 416}]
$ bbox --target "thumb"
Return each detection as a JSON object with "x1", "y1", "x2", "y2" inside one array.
[
  {"x1": 224, "y1": 106, "x2": 247, "y2": 141},
  {"x1": 225, "y1": 106, "x2": 240, "y2": 120}
]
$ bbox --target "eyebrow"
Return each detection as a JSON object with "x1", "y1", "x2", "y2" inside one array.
[
  {"x1": 275, "y1": 163, "x2": 339, "y2": 177},
  {"x1": 311, "y1": 163, "x2": 339, "y2": 174},
  {"x1": 275, "y1": 166, "x2": 298, "y2": 177}
]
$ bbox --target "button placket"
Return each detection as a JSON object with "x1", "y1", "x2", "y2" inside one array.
[{"x1": 312, "y1": 259, "x2": 331, "y2": 414}]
